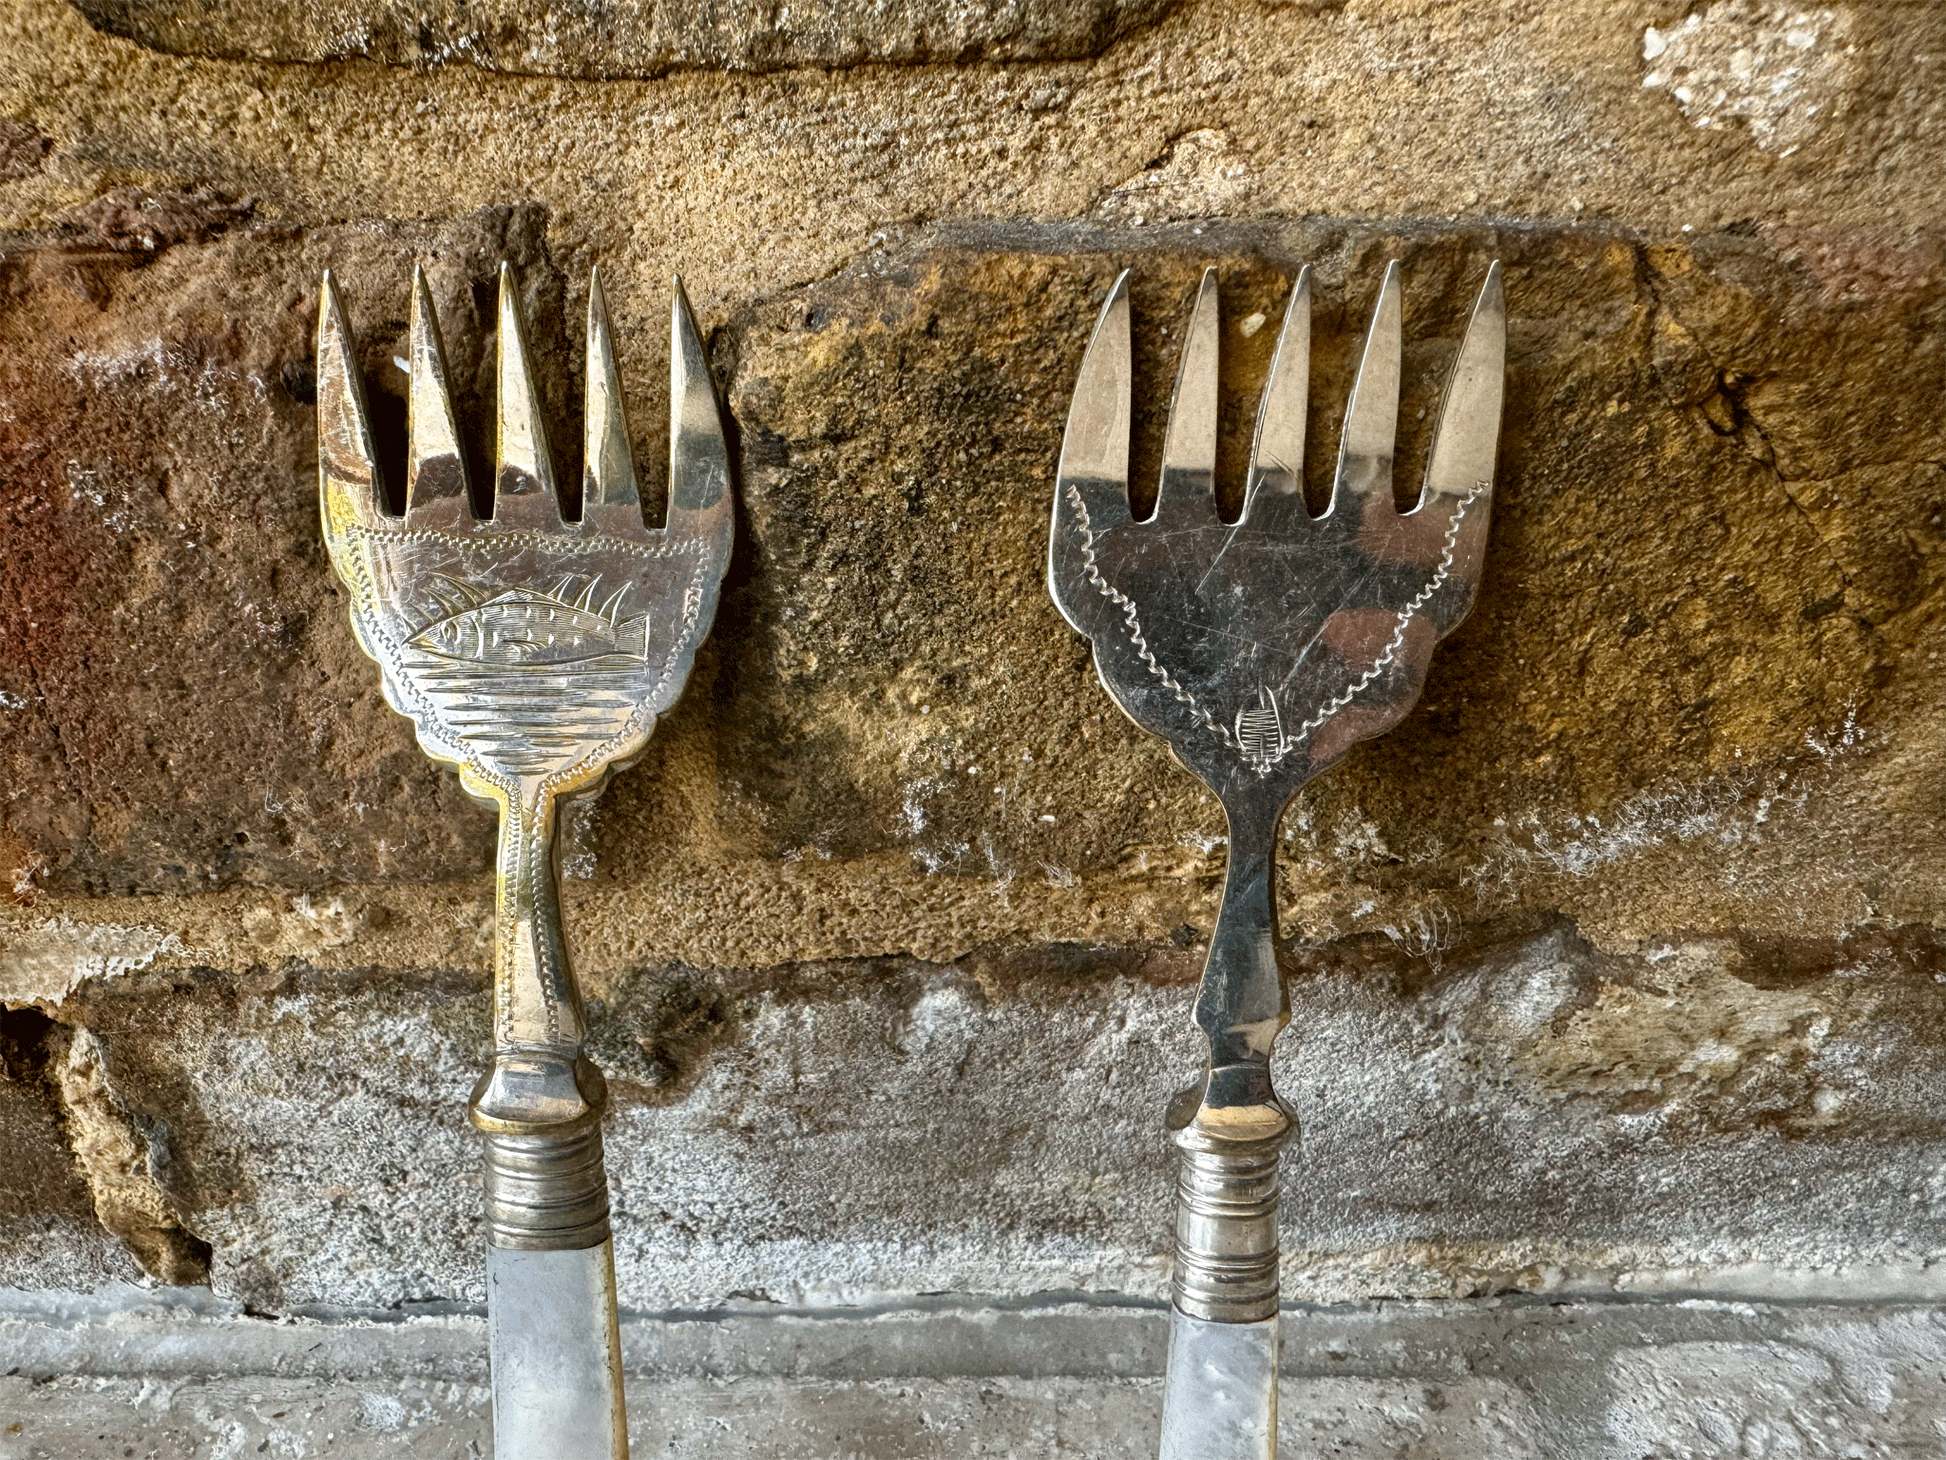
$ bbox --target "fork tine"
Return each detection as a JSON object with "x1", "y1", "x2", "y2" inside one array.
[
  {"x1": 316, "y1": 270, "x2": 386, "y2": 527},
  {"x1": 581, "y1": 266, "x2": 642, "y2": 528},
  {"x1": 1053, "y1": 270, "x2": 1135, "y2": 548},
  {"x1": 405, "y1": 265, "x2": 474, "y2": 524},
  {"x1": 1154, "y1": 267, "x2": 1220, "y2": 524},
  {"x1": 1414, "y1": 261, "x2": 1506, "y2": 514},
  {"x1": 1328, "y1": 260, "x2": 1403, "y2": 519},
  {"x1": 667, "y1": 274, "x2": 731, "y2": 522},
  {"x1": 491, "y1": 263, "x2": 563, "y2": 530},
  {"x1": 1242, "y1": 266, "x2": 1311, "y2": 527}
]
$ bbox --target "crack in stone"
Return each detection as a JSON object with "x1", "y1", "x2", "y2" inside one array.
[{"x1": 1637, "y1": 251, "x2": 1862, "y2": 618}]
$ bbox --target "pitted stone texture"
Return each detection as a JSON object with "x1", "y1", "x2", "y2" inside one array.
[
  {"x1": 61, "y1": 967, "x2": 488, "y2": 1309},
  {"x1": 0, "y1": 120, "x2": 51, "y2": 184},
  {"x1": 9, "y1": 0, "x2": 1946, "y2": 291},
  {"x1": 0, "y1": 1009, "x2": 143, "y2": 1291},
  {"x1": 46, "y1": 923, "x2": 1946, "y2": 1311},
  {"x1": 1642, "y1": 2, "x2": 1859, "y2": 157},
  {"x1": 0, "y1": 1014, "x2": 91, "y2": 1228},
  {"x1": 56, "y1": 955, "x2": 1183, "y2": 1309},
  {"x1": 5, "y1": 217, "x2": 1945, "y2": 964},
  {"x1": 632, "y1": 222, "x2": 1946, "y2": 953},
  {"x1": 56, "y1": 1026, "x2": 209, "y2": 1283},
  {"x1": 62, "y1": 0, "x2": 1176, "y2": 75}
]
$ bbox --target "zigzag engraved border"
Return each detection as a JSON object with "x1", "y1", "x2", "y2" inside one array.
[
  {"x1": 337, "y1": 524, "x2": 711, "y2": 788},
  {"x1": 1064, "y1": 482, "x2": 1238, "y2": 751},
  {"x1": 1292, "y1": 480, "x2": 1482, "y2": 743},
  {"x1": 1062, "y1": 480, "x2": 1482, "y2": 774}
]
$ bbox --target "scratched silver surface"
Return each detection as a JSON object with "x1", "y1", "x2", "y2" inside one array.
[
  {"x1": 319, "y1": 263, "x2": 728, "y2": 836},
  {"x1": 1049, "y1": 263, "x2": 1502, "y2": 804}
]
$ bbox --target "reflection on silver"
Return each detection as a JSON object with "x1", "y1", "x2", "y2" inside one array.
[
  {"x1": 1050, "y1": 261, "x2": 1504, "y2": 1444},
  {"x1": 318, "y1": 261, "x2": 735, "y2": 1459}
]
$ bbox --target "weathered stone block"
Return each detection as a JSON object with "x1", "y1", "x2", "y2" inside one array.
[
  {"x1": 45, "y1": 922, "x2": 1946, "y2": 1311},
  {"x1": 5, "y1": 211, "x2": 1943, "y2": 964},
  {"x1": 63, "y1": 0, "x2": 1177, "y2": 75},
  {"x1": 7, "y1": 203, "x2": 1946, "y2": 1318},
  {"x1": 0, "y1": 1007, "x2": 143, "y2": 1291},
  {"x1": 692, "y1": 221, "x2": 1944, "y2": 959},
  {"x1": 0, "y1": 202, "x2": 566, "y2": 894}
]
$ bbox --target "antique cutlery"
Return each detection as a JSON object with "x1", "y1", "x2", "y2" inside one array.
[
  {"x1": 1048, "y1": 260, "x2": 1504, "y2": 1456},
  {"x1": 316, "y1": 262, "x2": 734, "y2": 1458}
]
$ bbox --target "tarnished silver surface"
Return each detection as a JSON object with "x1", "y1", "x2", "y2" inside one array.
[
  {"x1": 487, "y1": 1242, "x2": 628, "y2": 1460},
  {"x1": 318, "y1": 261, "x2": 734, "y2": 1457},
  {"x1": 1159, "y1": 1312, "x2": 1278, "y2": 1460},
  {"x1": 1049, "y1": 255, "x2": 1503, "y2": 1345}
]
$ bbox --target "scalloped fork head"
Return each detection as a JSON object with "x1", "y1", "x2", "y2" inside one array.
[
  {"x1": 317, "y1": 262, "x2": 734, "y2": 814},
  {"x1": 1048, "y1": 260, "x2": 1505, "y2": 807}
]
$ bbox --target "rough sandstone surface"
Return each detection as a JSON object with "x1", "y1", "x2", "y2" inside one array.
[
  {"x1": 0, "y1": 0, "x2": 1944, "y2": 1405},
  {"x1": 61, "y1": 0, "x2": 1180, "y2": 75},
  {"x1": 4, "y1": 202, "x2": 1945, "y2": 1312},
  {"x1": 7, "y1": 215, "x2": 1944, "y2": 938}
]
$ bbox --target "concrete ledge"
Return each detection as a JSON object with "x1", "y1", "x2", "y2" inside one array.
[{"x1": 4, "y1": 1289, "x2": 1945, "y2": 1455}]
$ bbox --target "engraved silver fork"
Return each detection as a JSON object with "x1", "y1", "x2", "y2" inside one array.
[
  {"x1": 1048, "y1": 260, "x2": 1504, "y2": 1457},
  {"x1": 316, "y1": 262, "x2": 734, "y2": 1460}
]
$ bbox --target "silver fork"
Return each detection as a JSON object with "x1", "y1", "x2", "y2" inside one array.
[
  {"x1": 316, "y1": 262, "x2": 734, "y2": 1459},
  {"x1": 1048, "y1": 260, "x2": 1504, "y2": 1457}
]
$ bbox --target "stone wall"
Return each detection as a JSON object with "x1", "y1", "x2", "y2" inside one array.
[{"x1": 2, "y1": 0, "x2": 1945, "y2": 1447}]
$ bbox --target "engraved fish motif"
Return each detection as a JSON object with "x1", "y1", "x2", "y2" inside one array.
[{"x1": 409, "y1": 575, "x2": 649, "y2": 666}]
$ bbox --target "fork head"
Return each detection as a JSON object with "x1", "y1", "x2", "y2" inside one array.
[
  {"x1": 316, "y1": 262, "x2": 734, "y2": 813},
  {"x1": 1048, "y1": 261, "x2": 1505, "y2": 810}
]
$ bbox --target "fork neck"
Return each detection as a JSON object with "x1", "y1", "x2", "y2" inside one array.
[
  {"x1": 468, "y1": 782, "x2": 612, "y2": 1251},
  {"x1": 1166, "y1": 791, "x2": 1295, "y2": 1324},
  {"x1": 487, "y1": 785, "x2": 588, "y2": 1055},
  {"x1": 1187, "y1": 793, "x2": 1291, "y2": 1107}
]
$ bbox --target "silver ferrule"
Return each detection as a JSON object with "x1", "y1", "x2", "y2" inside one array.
[
  {"x1": 1168, "y1": 1107, "x2": 1293, "y2": 1323},
  {"x1": 480, "y1": 1120, "x2": 612, "y2": 1251}
]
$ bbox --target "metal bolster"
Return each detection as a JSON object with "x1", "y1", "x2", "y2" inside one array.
[
  {"x1": 1168, "y1": 1102, "x2": 1295, "y2": 1324},
  {"x1": 470, "y1": 1053, "x2": 613, "y2": 1251}
]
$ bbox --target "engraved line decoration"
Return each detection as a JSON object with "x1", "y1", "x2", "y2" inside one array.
[
  {"x1": 336, "y1": 524, "x2": 711, "y2": 791},
  {"x1": 1065, "y1": 478, "x2": 1238, "y2": 749},
  {"x1": 1234, "y1": 684, "x2": 1288, "y2": 775},
  {"x1": 1044, "y1": 261, "x2": 1503, "y2": 1362},
  {"x1": 1063, "y1": 477, "x2": 1484, "y2": 775},
  {"x1": 317, "y1": 267, "x2": 740, "y2": 1436},
  {"x1": 514, "y1": 809, "x2": 562, "y2": 1045},
  {"x1": 330, "y1": 519, "x2": 717, "y2": 1047},
  {"x1": 1289, "y1": 478, "x2": 1483, "y2": 743},
  {"x1": 410, "y1": 574, "x2": 649, "y2": 666}
]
